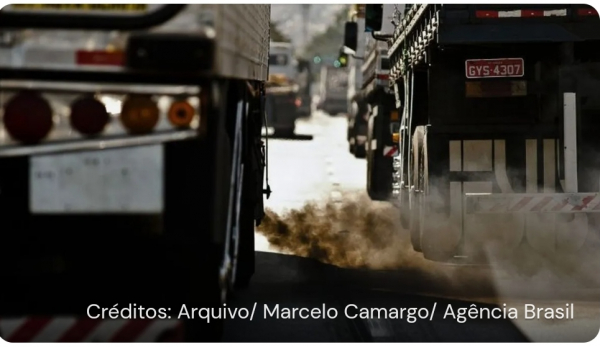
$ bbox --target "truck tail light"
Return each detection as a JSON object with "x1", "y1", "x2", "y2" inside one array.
[
  {"x1": 168, "y1": 99, "x2": 195, "y2": 128},
  {"x1": 3, "y1": 91, "x2": 54, "y2": 144},
  {"x1": 392, "y1": 132, "x2": 400, "y2": 143},
  {"x1": 70, "y1": 96, "x2": 110, "y2": 136},
  {"x1": 577, "y1": 8, "x2": 598, "y2": 16},
  {"x1": 120, "y1": 95, "x2": 159, "y2": 134}
]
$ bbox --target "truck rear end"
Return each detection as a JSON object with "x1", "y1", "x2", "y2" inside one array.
[
  {"x1": 387, "y1": 4, "x2": 600, "y2": 270},
  {"x1": 265, "y1": 75, "x2": 301, "y2": 137},
  {"x1": 318, "y1": 66, "x2": 349, "y2": 116},
  {"x1": 0, "y1": 4, "x2": 270, "y2": 342},
  {"x1": 266, "y1": 42, "x2": 301, "y2": 136}
]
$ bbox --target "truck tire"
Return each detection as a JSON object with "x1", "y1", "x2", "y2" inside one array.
[
  {"x1": 353, "y1": 123, "x2": 367, "y2": 159},
  {"x1": 366, "y1": 108, "x2": 392, "y2": 201},
  {"x1": 348, "y1": 121, "x2": 356, "y2": 154},
  {"x1": 417, "y1": 128, "x2": 460, "y2": 262},
  {"x1": 409, "y1": 126, "x2": 424, "y2": 252},
  {"x1": 354, "y1": 141, "x2": 366, "y2": 158}
]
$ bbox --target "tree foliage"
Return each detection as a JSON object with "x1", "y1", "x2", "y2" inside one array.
[
  {"x1": 270, "y1": 20, "x2": 290, "y2": 42},
  {"x1": 301, "y1": 6, "x2": 349, "y2": 61}
]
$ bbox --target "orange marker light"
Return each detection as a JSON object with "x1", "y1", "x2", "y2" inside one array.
[
  {"x1": 390, "y1": 110, "x2": 399, "y2": 121},
  {"x1": 120, "y1": 95, "x2": 159, "y2": 134},
  {"x1": 392, "y1": 132, "x2": 400, "y2": 143},
  {"x1": 168, "y1": 100, "x2": 195, "y2": 128}
]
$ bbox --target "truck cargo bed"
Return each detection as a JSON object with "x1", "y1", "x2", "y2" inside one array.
[{"x1": 0, "y1": 4, "x2": 271, "y2": 81}]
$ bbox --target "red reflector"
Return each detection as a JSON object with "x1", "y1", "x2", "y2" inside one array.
[
  {"x1": 3, "y1": 91, "x2": 53, "y2": 144},
  {"x1": 577, "y1": 8, "x2": 599, "y2": 16},
  {"x1": 76, "y1": 50, "x2": 124, "y2": 66},
  {"x1": 522, "y1": 10, "x2": 543, "y2": 17},
  {"x1": 476, "y1": 10, "x2": 498, "y2": 18},
  {"x1": 70, "y1": 96, "x2": 110, "y2": 136},
  {"x1": 377, "y1": 74, "x2": 389, "y2": 80}
]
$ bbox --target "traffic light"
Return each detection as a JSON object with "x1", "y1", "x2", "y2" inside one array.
[
  {"x1": 313, "y1": 55, "x2": 322, "y2": 64},
  {"x1": 365, "y1": 4, "x2": 383, "y2": 32},
  {"x1": 337, "y1": 52, "x2": 348, "y2": 67}
]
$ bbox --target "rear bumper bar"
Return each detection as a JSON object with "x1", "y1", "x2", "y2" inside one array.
[
  {"x1": 0, "y1": 130, "x2": 198, "y2": 158},
  {"x1": 465, "y1": 192, "x2": 600, "y2": 214}
]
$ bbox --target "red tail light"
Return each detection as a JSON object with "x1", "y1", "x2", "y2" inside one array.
[
  {"x1": 577, "y1": 8, "x2": 598, "y2": 16},
  {"x1": 70, "y1": 96, "x2": 110, "y2": 136},
  {"x1": 294, "y1": 98, "x2": 302, "y2": 107},
  {"x1": 3, "y1": 91, "x2": 53, "y2": 144},
  {"x1": 476, "y1": 10, "x2": 498, "y2": 18}
]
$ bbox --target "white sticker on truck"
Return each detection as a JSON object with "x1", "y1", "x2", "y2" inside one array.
[{"x1": 29, "y1": 145, "x2": 163, "y2": 213}]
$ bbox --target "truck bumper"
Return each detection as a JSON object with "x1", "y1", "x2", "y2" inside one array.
[
  {"x1": 265, "y1": 94, "x2": 298, "y2": 130},
  {"x1": 457, "y1": 192, "x2": 600, "y2": 260},
  {"x1": 0, "y1": 317, "x2": 184, "y2": 342}
]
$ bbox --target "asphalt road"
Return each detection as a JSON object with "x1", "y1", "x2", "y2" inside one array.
[{"x1": 222, "y1": 111, "x2": 600, "y2": 343}]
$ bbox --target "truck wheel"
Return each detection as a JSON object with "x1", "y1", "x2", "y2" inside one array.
[
  {"x1": 348, "y1": 124, "x2": 356, "y2": 154},
  {"x1": 353, "y1": 123, "x2": 367, "y2": 159},
  {"x1": 409, "y1": 127, "x2": 424, "y2": 252},
  {"x1": 366, "y1": 111, "x2": 392, "y2": 201},
  {"x1": 354, "y1": 139, "x2": 366, "y2": 158},
  {"x1": 418, "y1": 128, "x2": 461, "y2": 262}
]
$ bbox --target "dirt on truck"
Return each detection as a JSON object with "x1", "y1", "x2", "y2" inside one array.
[{"x1": 0, "y1": 4, "x2": 270, "y2": 342}]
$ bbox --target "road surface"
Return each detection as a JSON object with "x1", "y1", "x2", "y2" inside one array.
[{"x1": 223, "y1": 111, "x2": 600, "y2": 342}]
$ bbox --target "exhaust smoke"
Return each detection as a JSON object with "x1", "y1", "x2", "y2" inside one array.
[
  {"x1": 257, "y1": 190, "x2": 600, "y2": 342},
  {"x1": 258, "y1": 192, "x2": 431, "y2": 270},
  {"x1": 257, "y1": 190, "x2": 600, "y2": 300}
]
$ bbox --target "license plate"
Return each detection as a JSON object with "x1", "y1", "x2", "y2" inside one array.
[
  {"x1": 29, "y1": 145, "x2": 163, "y2": 213},
  {"x1": 465, "y1": 58, "x2": 524, "y2": 79}
]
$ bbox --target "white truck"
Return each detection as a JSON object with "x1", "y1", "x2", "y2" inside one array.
[{"x1": 0, "y1": 4, "x2": 270, "y2": 342}]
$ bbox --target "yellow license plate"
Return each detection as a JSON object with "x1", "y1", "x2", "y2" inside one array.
[{"x1": 8, "y1": 4, "x2": 148, "y2": 12}]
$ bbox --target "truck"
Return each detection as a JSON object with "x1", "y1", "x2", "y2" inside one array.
[
  {"x1": 360, "y1": 4, "x2": 600, "y2": 266},
  {"x1": 344, "y1": 5, "x2": 399, "y2": 199},
  {"x1": 343, "y1": 5, "x2": 369, "y2": 159},
  {"x1": 295, "y1": 57, "x2": 313, "y2": 118},
  {"x1": 317, "y1": 65, "x2": 349, "y2": 116},
  {"x1": 0, "y1": 4, "x2": 270, "y2": 342},
  {"x1": 266, "y1": 41, "x2": 302, "y2": 136}
]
